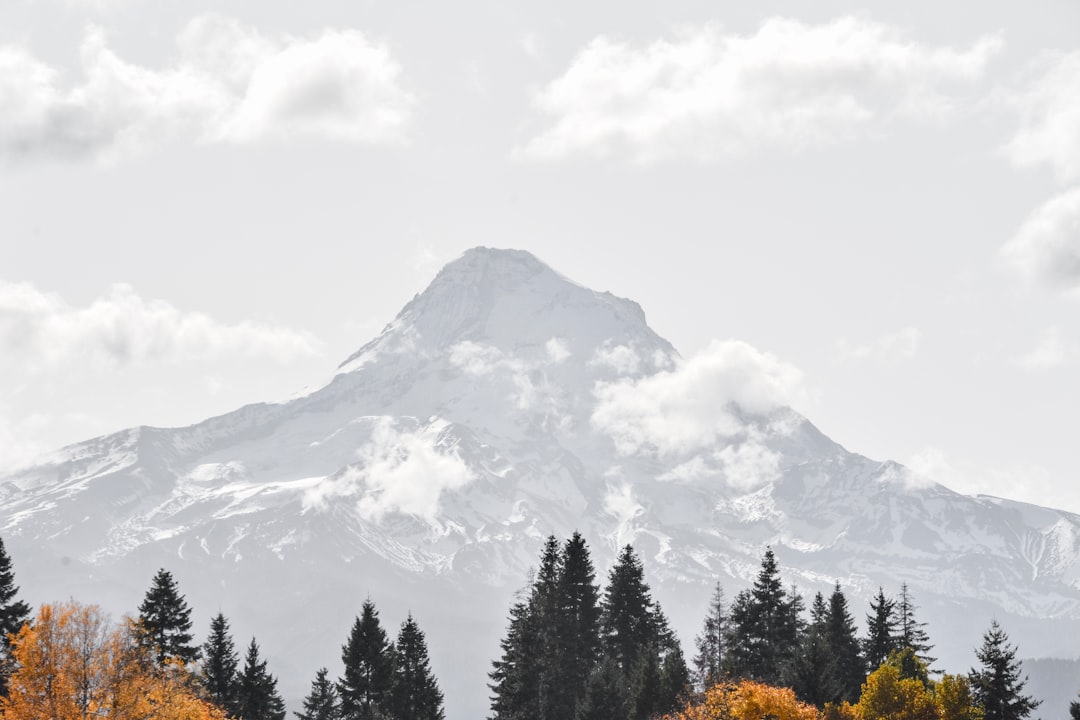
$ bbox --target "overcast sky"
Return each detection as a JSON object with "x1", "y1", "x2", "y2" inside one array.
[{"x1": 1, "y1": 0, "x2": 1079, "y2": 512}]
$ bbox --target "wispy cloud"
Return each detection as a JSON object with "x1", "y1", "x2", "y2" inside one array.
[
  {"x1": 1014, "y1": 327, "x2": 1072, "y2": 369},
  {"x1": 999, "y1": 186, "x2": 1080, "y2": 294},
  {"x1": 520, "y1": 16, "x2": 1001, "y2": 163},
  {"x1": 0, "y1": 14, "x2": 415, "y2": 163},
  {"x1": 1001, "y1": 50, "x2": 1080, "y2": 183},
  {"x1": 837, "y1": 327, "x2": 921, "y2": 362},
  {"x1": 0, "y1": 280, "x2": 322, "y2": 369}
]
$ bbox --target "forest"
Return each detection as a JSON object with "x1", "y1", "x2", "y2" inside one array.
[{"x1": 0, "y1": 533, "x2": 1065, "y2": 720}]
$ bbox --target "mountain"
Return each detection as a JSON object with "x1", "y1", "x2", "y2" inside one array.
[{"x1": 2, "y1": 247, "x2": 1079, "y2": 717}]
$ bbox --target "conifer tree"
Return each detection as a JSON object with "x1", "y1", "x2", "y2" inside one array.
[
  {"x1": 238, "y1": 637, "x2": 287, "y2": 720},
  {"x1": 968, "y1": 620, "x2": 1039, "y2": 720},
  {"x1": 693, "y1": 582, "x2": 727, "y2": 691},
  {"x1": 297, "y1": 668, "x2": 342, "y2": 720},
  {"x1": 553, "y1": 532, "x2": 602, "y2": 718},
  {"x1": 574, "y1": 658, "x2": 624, "y2": 720},
  {"x1": 339, "y1": 599, "x2": 395, "y2": 720},
  {"x1": 201, "y1": 612, "x2": 240, "y2": 716},
  {"x1": 489, "y1": 594, "x2": 539, "y2": 720},
  {"x1": 896, "y1": 583, "x2": 934, "y2": 667},
  {"x1": 1071, "y1": 693, "x2": 1080, "y2": 720},
  {"x1": 824, "y1": 583, "x2": 865, "y2": 703},
  {"x1": 725, "y1": 547, "x2": 798, "y2": 685},
  {"x1": 787, "y1": 592, "x2": 838, "y2": 706},
  {"x1": 532, "y1": 536, "x2": 565, "y2": 720},
  {"x1": 864, "y1": 587, "x2": 899, "y2": 671},
  {"x1": 391, "y1": 614, "x2": 444, "y2": 720},
  {"x1": 0, "y1": 536, "x2": 31, "y2": 698},
  {"x1": 601, "y1": 545, "x2": 656, "y2": 678},
  {"x1": 137, "y1": 568, "x2": 200, "y2": 666}
]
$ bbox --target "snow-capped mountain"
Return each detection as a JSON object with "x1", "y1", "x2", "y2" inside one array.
[{"x1": 3, "y1": 247, "x2": 1079, "y2": 718}]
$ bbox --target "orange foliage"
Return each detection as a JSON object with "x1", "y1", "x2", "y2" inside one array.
[
  {"x1": 0, "y1": 601, "x2": 225, "y2": 720},
  {"x1": 662, "y1": 679, "x2": 819, "y2": 720}
]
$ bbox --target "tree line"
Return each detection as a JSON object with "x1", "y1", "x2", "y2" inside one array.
[{"x1": 0, "y1": 537, "x2": 444, "y2": 720}]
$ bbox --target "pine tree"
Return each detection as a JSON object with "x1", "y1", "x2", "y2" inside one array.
[
  {"x1": 391, "y1": 614, "x2": 444, "y2": 720},
  {"x1": 489, "y1": 595, "x2": 539, "y2": 720},
  {"x1": 601, "y1": 545, "x2": 656, "y2": 679},
  {"x1": 553, "y1": 532, "x2": 602, "y2": 718},
  {"x1": 693, "y1": 582, "x2": 727, "y2": 690},
  {"x1": 787, "y1": 592, "x2": 839, "y2": 706},
  {"x1": 201, "y1": 612, "x2": 240, "y2": 716},
  {"x1": 339, "y1": 599, "x2": 395, "y2": 720},
  {"x1": 238, "y1": 637, "x2": 287, "y2": 720},
  {"x1": 968, "y1": 620, "x2": 1040, "y2": 720},
  {"x1": 896, "y1": 583, "x2": 934, "y2": 667},
  {"x1": 0, "y1": 536, "x2": 31, "y2": 698},
  {"x1": 725, "y1": 547, "x2": 798, "y2": 685},
  {"x1": 137, "y1": 568, "x2": 200, "y2": 666},
  {"x1": 864, "y1": 587, "x2": 899, "y2": 671},
  {"x1": 532, "y1": 535, "x2": 565, "y2": 720},
  {"x1": 297, "y1": 668, "x2": 341, "y2": 720},
  {"x1": 824, "y1": 583, "x2": 865, "y2": 703},
  {"x1": 574, "y1": 659, "x2": 624, "y2": 720}
]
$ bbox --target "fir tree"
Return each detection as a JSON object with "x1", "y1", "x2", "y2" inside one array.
[
  {"x1": 787, "y1": 592, "x2": 839, "y2": 707},
  {"x1": 726, "y1": 547, "x2": 798, "y2": 685},
  {"x1": 601, "y1": 545, "x2": 656, "y2": 678},
  {"x1": 489, "y1": 595, "x2": 539, "y2": 720},
  {"x1": 896, "y1": 583, "x2": 935, "y2": 667},
  {"x1": 968, "y1": 620, "x2": 1040, "y2": 720},
  {"x1": 137, "y1": 568, "x2": 199, "y2": 666},
  {"x1": 297, "y1": 668, "x2": 342, "y2": 720},
  {"x1": 693, "y1": 582, "x2": 727, "y2": 691},
  {"x1": 238, "y1": 637, "x2": 287, "y2": 720},
  {"x1": 824, "y1": 583, "x2": 865, "y2": 703},
  {"x1": 864, "y1": 587, "x2": 899, "y2": 671},
  {"x1": 574, "y1": 659, "x2": 624, "y2": 720},
  {"x1": 339, "y1": 599, "x2": 396, "y2": 720},
  {"x1": 391, "y1": 613, "x2": 444, "y2": 720},
  {"x1": 201, "y1": 612, "x2": 240, "y2": 716},
  {"x1": 532, "y1": 536, "x2": 565, "y2": 720},
  {"x1": 0, "y1": 536, "x2": 31, "y2": 697},
  {"x1": 553, "y1": 532, "x2": 601, "y2": 718}
]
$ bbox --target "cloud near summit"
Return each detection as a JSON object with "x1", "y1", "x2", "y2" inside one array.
[
  {"x1": 0, "y1": 14, "x2": 415, "y2": 162},
  {"x1": 520, "y1": 16, "x2": 1001, "y2": 163},
  {"x1": 590, "y1": 339, "x2": 806, "y2": 456}
]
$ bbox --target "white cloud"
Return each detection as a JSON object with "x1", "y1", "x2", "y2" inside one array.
[
  {"x1": 999, "y1": 186, "x2": 1080, "y2": 293},
  {"x1": 303, "y1": 418, "x2": 475, "y2": 522},
  {"x1": 0, "y1": 280, "x2": 321, "y2": 369},
  {"x1": 1002, "y1": 51, "x2": 1080, "y2": 183},
  {"x1": 591, "y1": 339, "x2": 805, "y2": 456},
  {"x1": 545, "y1": 337, "x2": 570, "y2": 363},
  {"x1": 658, "y1": 437, "x2": 782, "y2": 492},
  {"x1": 906, "y1": 447, "x2": 1064, "y2": 509},
  {"x1": 0, "y1": 14, "x2": 414, "y2": 162},
  {"x1": 838, "y1": 327, "x2": 921, "y2": 361},
  {"x1": 521, "y1": 16, "x2": 1001, "y2": 162},
  {"x1": 1015, "y1": 327, "x2": 1071, "y2": 369},
  {"x1": 590, "y1": 343, "x2": 641, "y2": 375}
]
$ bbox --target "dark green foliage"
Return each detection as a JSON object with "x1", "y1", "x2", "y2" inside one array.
[
  {"x1": 553, "y1": 533, "x2": 602, "y2": 716},
  {"x1": 297, "y1": 668, "x2": 342, "y2": 720},
  {"x1": 693, "y1": 582, "x2": 727, "y2": 690},
  {"x1": 489, "y1": 597, "x2": 538, "y2": 720},
  {"x1": 238, "y1": 637, "x2": 287, "y2": 720},
  {"x1": 897, "y1": 582, "x2": 935, "y2": 668},
  {"x1": 391, "y1": 614, "x2": 444, "y2": 720},
  {"x1": 724, "y1": 548, "x2": 799, "y2": 685},
  {"x1": 339, "y1": 599, "x2": 396, "y2": 720},
  {"x1": 0, "y1": 536, "x2": 30, "y2": 697},
  {"x1": 864, "y1": 587, "x2": 899, "y2": 670},
  {"x1": 968, "y1": 620, "x2": 1040, "y2": 720},
  {"x1": 788, "y1": 593, "x2": 840, "y2": 706},
  {"x1": 137, "y1": 568, "x2": 200, "y2": 666},
  {"x1": 824, "y1": 583, "x2": 865, "y2": 702},
  {"x1": 574, "y1": 659, "x2": 624, "y2": 720},
  {"x1": 201, "y1": 612, "x2": 240, "y2": 716}
]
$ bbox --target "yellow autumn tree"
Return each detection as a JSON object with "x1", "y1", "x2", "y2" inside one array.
[
  {"x1": 0, "y1": 601, "x2": 225, "y2": 720},
  {"x1": 858, "y1": 664, "x2": 937, "y2": 720},
  {"x1": 934, "y1": 674, "x2": 983, "y2": 720},
  {"x1": 661, "y1": 679, "x2": 818, "y2": 720}
]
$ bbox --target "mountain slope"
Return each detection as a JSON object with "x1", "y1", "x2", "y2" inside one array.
[{"x1": 2, "y1": 247, "x2": 1079, "y2": 718}]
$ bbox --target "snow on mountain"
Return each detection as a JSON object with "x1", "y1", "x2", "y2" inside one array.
[{"x1": 2, "y1": 247, "x2": 1079, "y2": 718}]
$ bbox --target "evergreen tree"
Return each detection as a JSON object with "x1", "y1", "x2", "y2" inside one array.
[
  {"x1": 968, "y1": 620, "x2": 1040, "y2": 720},
  {"x1": 896, "y1": 583, "x2": 935, "y2": 667},
  {"x1": 725, "y1": 547, "x2": 798, "y2": 685},
  {"x1": 574, "y1": 659, "x2": 624, "y2": 720},
  {"x1": 137, "y1": 568, "x2": 199, "y2": 666},
  {"x1": 601, "y1": 545, "x2": 656, "y2": 678},
  {"x1": 297, "y1": 668, "x2": 342, "y2": 720},
  {"x1": 1070, "y1": 693, "x2": 1080, "y2": 720},
  {"x1": 824, "y1": 583, "x2": 865, "y2": 703},
  {"x1": 201, "y1": 612, "x2": 240, "y2": 716},
  {"x1": 864, "y1": 587, "x2": 899, "y2": 671},
  {"x1": 532, "y1": 536, "x2": 565, "y2": 720},
  {"x1": 693, "y1": 582, "x2": 727, "y2": 690},
  {"x1": 238, "y1": 637, "x2": 287, "y2": 720},
  {"x1": 787, "y1": 592, "x2": 839, "y2": 706},
  {"x1": 553, "y1": 532, "x2": 602, "y2": 718},
  {"x1": 0, "y1": 536, "x2": 31, "y2": 697},
  {"x1": 489, "y1": 595, "x2": 538, "y2": 720},
  {"x1": 391, "y1": 614, "x2": 444, "y2": 720},
  {"x1": 339, "y1": 599, "x2": 396, "y2": 720}
]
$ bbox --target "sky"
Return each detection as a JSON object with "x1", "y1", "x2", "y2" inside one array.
[{"x1": 1, "y1": 0, "x2": 1079, "y2": 511}]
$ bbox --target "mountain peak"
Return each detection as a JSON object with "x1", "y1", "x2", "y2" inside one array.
[{"x1": 340, "y1": 247, "x2": 671, "y2": 368}]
